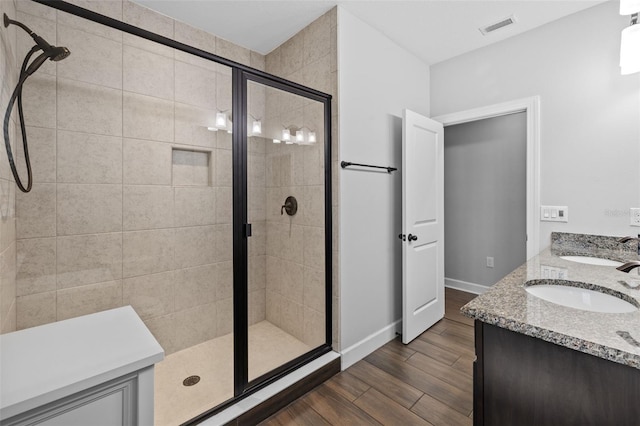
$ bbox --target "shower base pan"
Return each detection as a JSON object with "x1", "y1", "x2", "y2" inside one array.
[{"x1": 154, "y1": 321, "x2": 336, "y2": 425}]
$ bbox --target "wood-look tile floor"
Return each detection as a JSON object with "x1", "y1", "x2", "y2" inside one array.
[{"x1": 260, "y1": 288, "x2": 478, "y2": 426}]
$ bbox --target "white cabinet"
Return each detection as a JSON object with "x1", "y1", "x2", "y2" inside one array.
[
  {"x1": 0, "y1": 307, "x2": 163, "y2": 426},
  {"x1": 4, "y1": 373, "x2": 137, "y2": 426}
]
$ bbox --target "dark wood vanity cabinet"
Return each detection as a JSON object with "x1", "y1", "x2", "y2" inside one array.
[{"x1": 473, "y1": 321, "x2": 640, "y2": 426}]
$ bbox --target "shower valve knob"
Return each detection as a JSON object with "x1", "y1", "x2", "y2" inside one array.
[{"x1": 281, "y1": 196, "x2": 298, "y2": 216}]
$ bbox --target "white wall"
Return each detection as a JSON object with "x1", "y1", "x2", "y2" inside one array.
[
  {"x1": 431, "y1": 1, "x2": 640, "y2": 249},
  {"x1": 337, "y1": 7, "x2": 430, "y2": 368}
]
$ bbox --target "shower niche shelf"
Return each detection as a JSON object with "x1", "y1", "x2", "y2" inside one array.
[{"x1": 172, "y1": 148, "x2": 212, "y2": 186}]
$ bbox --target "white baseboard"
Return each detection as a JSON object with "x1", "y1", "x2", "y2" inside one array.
[
  {"x1": 340, "y1": 281, "x2": 486, "y2": 370},
  {"x1": 340, "y1": 320, "x2": 401, "y2": 370},
  {"x1": 445, "y1": 277, "x2": 489, "y2": 295}
]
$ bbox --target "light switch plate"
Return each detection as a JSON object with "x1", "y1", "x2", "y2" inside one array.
[
  {"x1": 630, "y1": 208, "x2": 640, "y2": 227},
  {"x1": 541, "y1": 265, "x2": 568, "y2": 279},
  {"x1": 541, "y1": 206, "x2": 568, "y2": 222}
]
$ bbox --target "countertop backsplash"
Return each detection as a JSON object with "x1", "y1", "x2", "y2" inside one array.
[{"x1": 550, "y1": 231, "x2": 639, "y2": 262}]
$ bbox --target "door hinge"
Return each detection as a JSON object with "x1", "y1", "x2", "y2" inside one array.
[{"x1": 398, "y1": 233, "x2": 406, "y2": 241}]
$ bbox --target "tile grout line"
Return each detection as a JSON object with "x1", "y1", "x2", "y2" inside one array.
[
  {"x1": 53, "y1": 9, "x2": 58, "y2": 323},
  {"x1": 120, "y1": 11, "x2": 124, "y2": 309},
  {"x1": 120, "y1": 9, "x2": 124, "y2": 306}
]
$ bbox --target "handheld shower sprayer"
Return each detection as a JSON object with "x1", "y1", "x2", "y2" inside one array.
[
  {"x1": 2, "y1": 13, "x2": 71, "y2": 193},
  {"x1": 3, "y1": 14, "x2": 70, "y2": 66}
]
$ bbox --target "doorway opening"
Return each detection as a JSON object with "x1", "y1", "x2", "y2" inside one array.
[{"x1": 434, "y1": 97, "x2": 540, "y2": 294}]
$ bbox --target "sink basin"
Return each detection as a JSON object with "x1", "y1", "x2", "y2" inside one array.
[
  {"x1": 525, "y1": 283, "x2": 637, "y2": 313},
  {"x1": 559, "y1": 256, "x2": 623, "y2": 267}
]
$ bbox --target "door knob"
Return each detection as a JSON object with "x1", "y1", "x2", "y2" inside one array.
[{"x1": 408, "y1": 234, "x2": 418, "y2": 241}]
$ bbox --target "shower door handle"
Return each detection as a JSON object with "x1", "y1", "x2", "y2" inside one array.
[{"x1": 244, "y1": 223, "x2": 252, "y2": 238}]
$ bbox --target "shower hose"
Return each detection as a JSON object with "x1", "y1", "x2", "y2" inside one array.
[{"x1": 3, "y1": 45, "x2": 46, "y2": 193}]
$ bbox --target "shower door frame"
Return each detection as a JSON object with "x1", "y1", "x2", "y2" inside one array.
[
  {"x1": 233, "y1": 70, "x2": 333, "y2": 397},
  {"x1": 31, "y1": 0, "x2": 333, "y2": 422}
]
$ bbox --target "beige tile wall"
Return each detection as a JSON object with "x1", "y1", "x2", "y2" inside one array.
[
  {"x1": 11, "y1": 0, "x2": 267, "y2": 355},
  {"x1": 262, "y1": 137, "x2": 326, "y2": 348},
  {"x1": 247, "y1": 134, "x2": 267, "y2": 329},
  {"x1": 10, "y1": 0, "x2": 338, "y2": 355},
  {"x1": 0, "y1": 0, "x2": 18, "y2": 334},
  {"x1": 264, "y1": 8, "x2": 339, "y2": 349}
]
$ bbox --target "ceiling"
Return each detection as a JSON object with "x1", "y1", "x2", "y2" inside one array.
[{"x1": 135, "y1": 0, "x2": 604, "y2": 65}]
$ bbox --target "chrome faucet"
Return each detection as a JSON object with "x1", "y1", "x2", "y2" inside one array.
[
  {"x1": 617, "y1": 235, "x2": 640, "y2": 255},
  {"x1": 617, "y1": 261, "x2": 640, "y2": 273}
]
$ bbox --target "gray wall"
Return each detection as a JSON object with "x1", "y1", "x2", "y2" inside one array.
[{"x1": 444, "y1": 112, "x2": 526, "y2": 287}]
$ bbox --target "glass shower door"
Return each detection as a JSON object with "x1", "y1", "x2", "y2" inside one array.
[{"x1": 245, "y1": 79, "x2": 328, "y2": 383}]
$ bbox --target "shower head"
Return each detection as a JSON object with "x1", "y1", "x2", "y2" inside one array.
[
  {"x1": 3, "y1": 13, "x2": 70, "y2": 64},
  {"x1": 48, "y1": 46, "x2": 71, "y2": 62},
  {"x1": 3, "y1": 14, "x2": 71, "y2": 193},
  {"x1": 21, "y1": 45, "x2": 70, "y2": 77}
]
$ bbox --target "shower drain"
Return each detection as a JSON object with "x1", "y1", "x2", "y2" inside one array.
[{"x1": 183, "y1": 375, "x2": 201, "y2": 386}]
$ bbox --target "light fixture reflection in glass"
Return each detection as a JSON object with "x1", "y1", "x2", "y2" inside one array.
[
  {"x1": 252, "y1": 120, "x2": 262, "y2": 135},
  {"x1": 620, "y1": 23, "x2": 640, "y2": 75},
  {"x1": 308, "y1": 131, "x2": 316, "y2": 143},
  {"x1": 273, "y1": 139, "x2": 281, "y2": 144},
  {"x1": 216, "y1": 112, "x2": 227, "y2": 128},
  {"x1": 207, "y1": 126, "x2": 218, "y2": 132},
  {"x1": 282, "y1": 129, "x2": 291, "y2": 141},
  {"x1": 296, "y1": 129, "x2": 305, "y2": 143},
  {"x1": 620, "y1": 0, "x2": 640, "y2": 15}
]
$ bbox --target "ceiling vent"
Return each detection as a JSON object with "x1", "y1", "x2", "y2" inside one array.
[{"x1": 479, "y1": 15, "x2": 517, "y2": 35}]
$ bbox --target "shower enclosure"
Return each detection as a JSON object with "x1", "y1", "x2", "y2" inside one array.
[{"x1": 7, "y1": 1, "x2": 331, "y2": 424}]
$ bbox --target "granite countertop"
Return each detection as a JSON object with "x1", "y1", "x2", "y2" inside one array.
[{"x1": 461, "y1": 232, "x2": 640, "y2": 370}]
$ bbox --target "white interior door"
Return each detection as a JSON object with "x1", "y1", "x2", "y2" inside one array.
[{"x1": 402, "y1": 109, "x2": 444, "y2": 344}]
